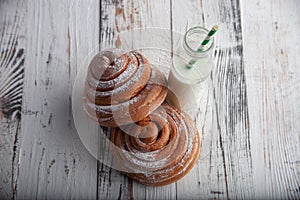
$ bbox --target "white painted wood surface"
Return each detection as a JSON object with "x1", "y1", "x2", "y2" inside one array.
[
  {"x1": 0, "y1": 1, "x2": 26, "y2": 199},
  {"x1": 241, "y1": 0, "x2": 300, "y2": 199},
  {"x1": 0, "y1": 0, "x2": 299, "y2": 199}
]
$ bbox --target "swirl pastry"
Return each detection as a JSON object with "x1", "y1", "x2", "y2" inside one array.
[
  {"x1": 83, "y1": 50, "x2": 168, "y2": 127},
  {"x1": 110, "y1": 103, "x2": 200, "y2": 186}
]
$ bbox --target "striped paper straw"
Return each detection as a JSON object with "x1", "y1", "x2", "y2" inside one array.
[{"x1": 197, "y1": 25, "x2": 218, "y2": 52}]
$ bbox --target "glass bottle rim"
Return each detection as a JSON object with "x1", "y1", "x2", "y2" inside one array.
[{"x1": 183, "y1": 26, "x2": 214, "y2": 56}]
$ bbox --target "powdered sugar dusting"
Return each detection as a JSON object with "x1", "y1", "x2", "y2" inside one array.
[{"x1": 110, "y1": 103, "x2": 200, "y2": 184}]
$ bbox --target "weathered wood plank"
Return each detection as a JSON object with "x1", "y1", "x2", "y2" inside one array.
[
  {"x1": 98, "y1": 0, "x2": 177, "y2": 198},
  {"x1": 203, "y1": 0, "x2": 255, "y2": 198},
  {"x1": 171, "y1": 0, "x2": 226, "y2": 199},
  {"x1": 97, "y1": 0, "x2": 132, "y2": 199},
  {"x1": 241, "y1": 0, "x2": 300, "y2": 198},
  {"x1": 173, "y1": 0, "x2": 255, "y2": 198},
  {"x1": 16, "y1": 0, "x2": 99, "y2": 199},
  {"x1": 0, "y1": 0, "x2": 26, "y2": 199},
  {"x1": 114, "y1": 0, "x2": 177, "y2": 199}
]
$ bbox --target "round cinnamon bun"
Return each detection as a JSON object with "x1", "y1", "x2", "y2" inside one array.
[
  {"x1": 83, "y1": 50, "x2": 168, "y2": 127},
  {"x1": 110, "y1": 103, "x2": 200, "y2": 186}
]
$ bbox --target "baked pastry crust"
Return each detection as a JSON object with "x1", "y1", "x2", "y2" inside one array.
[
  {"x1": 110, "y1": 103, "x2": 200, "y2": 186},
  {"x1": 84, "y1": 51, "x2": 168, "y2": 127}
]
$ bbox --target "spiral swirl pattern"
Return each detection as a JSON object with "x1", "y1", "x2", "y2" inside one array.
[
  {"x1": 110, "y1": 103, "x2": 200, "y2": 186},
  {"x1": 83, "y1": 50, "x2": 168, "y2": 127}
]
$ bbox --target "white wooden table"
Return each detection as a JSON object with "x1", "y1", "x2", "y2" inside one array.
[{"x1": 1, "y1": 0, "x2": 300, "y2": 199}]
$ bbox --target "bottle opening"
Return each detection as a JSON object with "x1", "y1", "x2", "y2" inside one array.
[{"x1": 183, "y1": 26, "x2": 214, "y2": 57}]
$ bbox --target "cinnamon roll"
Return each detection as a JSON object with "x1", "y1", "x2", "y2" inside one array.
[
  {"x1": 110, "y1": 103, "x2": 200, "y2": 186},
  {"x1": 83, "y1": 50, "x2": 168, "y2": 127}
]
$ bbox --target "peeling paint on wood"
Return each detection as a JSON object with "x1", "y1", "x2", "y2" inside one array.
[
  {"x1": 13, "y1": 0, "x2": 99, "y2": 199},
  {"x1": 0, "y1": 0, "x2": 299, "y2": 199},
  {"x1": 241, "y1": 0, "x2": 300, "y2": 198},
  {"x1": 0, "y1": 0, "x2": 26, "y2": 199}
]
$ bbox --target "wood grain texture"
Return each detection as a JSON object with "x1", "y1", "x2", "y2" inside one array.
[
  {"x1": 15, "y1": 0, "x2": 99, "y2": 199},
  {"x1": 115, "y1": 0, "x2": 177, "y2": 199},
  {"x1": 98, "y1": 0, "x2": 178, "y2": 199},
  {"x1": 172, "y1": 0, "x2": 254, "y2": 199},
  {"x1": 241, "y1": 0, "x2": 300, "y2": 198},
  {"x1": 0, "y1": 0, "x2": 299, "y2": 199},
  {"x1": 170, "y1": 0, "x2": 218, "y2": 199},
  {"x1": 202, "y1": 0, "x2": 254, "y2": 199},
  {"x1": 97, "y1": 0, "x2": 132, "y2": 199},
  {"x1": 0, "y1": 0, "x2": 26, "y2": 199}
]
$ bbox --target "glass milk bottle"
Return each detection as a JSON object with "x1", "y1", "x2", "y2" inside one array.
[{"x1": 167, "y1": 26, "x2": 214, "y2": 111}]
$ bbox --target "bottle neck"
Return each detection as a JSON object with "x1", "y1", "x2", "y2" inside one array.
[{"x1": 183, "y1": 26, "x2": 214, "y2": 59}]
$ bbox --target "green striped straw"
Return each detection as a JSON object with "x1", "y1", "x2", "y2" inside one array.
[{"x1": 187, "y1": 25, "x2": 218, "y2": 68}]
